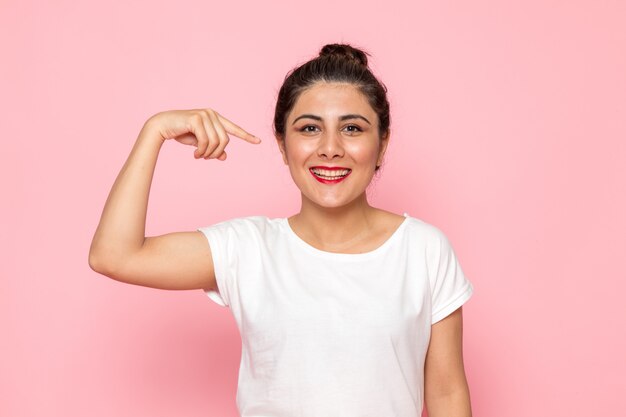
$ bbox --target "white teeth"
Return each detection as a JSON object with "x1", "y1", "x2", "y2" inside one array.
[{"x1": 311, "y1": 168, "x2": 351, "y2": 179}]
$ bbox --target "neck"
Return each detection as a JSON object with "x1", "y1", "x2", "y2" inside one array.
[{"x1": 290, "y1": 192, "x2": 378, "y2": 247}]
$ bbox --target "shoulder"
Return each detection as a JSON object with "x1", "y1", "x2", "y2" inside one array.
[
  {"x1": 198, "y1": 216, "x2": 288, "y2": 261},
  {"x1": 402, "y1": 214, "x2": 450, "y2": 245},
  {"x1": 199, "y1": 215, "x2": 285, "y2": 238}
]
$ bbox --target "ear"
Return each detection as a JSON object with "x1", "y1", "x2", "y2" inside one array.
[
  {"x1": 376, "y1": 130, "x2": 390, "y2": 167},
  {"x1": 276, "y1": 135, "x2": 289, "y2": 165}
]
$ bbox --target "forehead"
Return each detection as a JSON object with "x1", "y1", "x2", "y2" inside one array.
[{"x1": 289, "y1": 82, "x2": 375, "y2": 120}]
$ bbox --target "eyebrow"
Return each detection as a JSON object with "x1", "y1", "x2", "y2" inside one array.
[{"x1": 292, "y1": 114, "x2": 371, "y2": 125}]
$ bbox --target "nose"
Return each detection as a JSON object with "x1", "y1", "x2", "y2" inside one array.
[{"x1": 317, "y1": 130, "x2": 344, "y2": 160}]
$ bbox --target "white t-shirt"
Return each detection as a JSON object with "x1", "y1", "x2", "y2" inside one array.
[{"x1": 198, "y1": 214, "x2": 473, "y2": 417}]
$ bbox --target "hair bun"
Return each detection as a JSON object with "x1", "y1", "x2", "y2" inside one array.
[{"x1": 319, "y1": 44, "x2": 369, "y2": 67}]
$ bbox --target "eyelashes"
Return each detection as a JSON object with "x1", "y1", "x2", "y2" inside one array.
[
  {"x1": 343, "y1": 125, "x2": 362, "y2": 133},
  {"x1": 300, "y1": 125, "x2": 319, "y2": 133},
  {"x1": 298, "y1": 124, "x2": 363, "y2": 134}
]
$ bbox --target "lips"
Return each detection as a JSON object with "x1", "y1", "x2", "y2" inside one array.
[{"x1": 309, "y1": 166, "x2": 352, "y2": 184}]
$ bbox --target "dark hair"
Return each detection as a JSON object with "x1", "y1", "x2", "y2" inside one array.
[{"x1": 273, "y1": 43, "x2": 390, "y2": 142}]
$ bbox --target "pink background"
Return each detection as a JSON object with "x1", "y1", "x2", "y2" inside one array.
[{"x1": 1, "y1": 1, "x2": 625, "y2": 416}]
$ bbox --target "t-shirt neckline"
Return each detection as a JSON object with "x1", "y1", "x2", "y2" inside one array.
[{"x1": 281, "y1": 213, "x2": 410, "y2": 260}]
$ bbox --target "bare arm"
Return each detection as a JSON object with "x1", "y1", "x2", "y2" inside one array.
[
  {"x1": 88, "y1": 109, "x2": 260, "y2": 290},
  {"x1": 424, "y1": 307, "x2": 472, "y2": 417}
]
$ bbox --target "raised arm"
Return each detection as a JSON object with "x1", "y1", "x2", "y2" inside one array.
[{"x1": 88, "y1": 109, "x2": 260, "y2": 290}]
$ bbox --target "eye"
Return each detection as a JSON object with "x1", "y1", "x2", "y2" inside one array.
[
  {"x1": 342, "y1": 124, "x2": 363, "y2": 134},
  {"x1": 299, "y1": 125, "x2": 320, "y2": 134}
]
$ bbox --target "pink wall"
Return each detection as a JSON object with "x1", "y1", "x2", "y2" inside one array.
[{"x1": 2, "y1": 1, "x2": 625, "y2": 415}]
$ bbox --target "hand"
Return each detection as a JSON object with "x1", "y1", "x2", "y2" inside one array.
[{"x1": 145, "y1": 109, "x2": 261, "y2": 160}]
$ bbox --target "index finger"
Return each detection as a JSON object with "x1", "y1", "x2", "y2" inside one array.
[{"x1": 216, "y1": 112, "x2": 261, "y2": 144}]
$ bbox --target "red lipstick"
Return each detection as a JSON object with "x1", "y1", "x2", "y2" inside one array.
[{"x1": 309, "y1": 166, "x2": 352, "y2": 184}]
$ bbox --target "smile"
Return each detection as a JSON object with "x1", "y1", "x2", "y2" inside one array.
[{"x1": 309, "y1": 166, "x2": 352, "y2": 184}]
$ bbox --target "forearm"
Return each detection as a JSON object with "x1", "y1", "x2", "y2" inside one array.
[
  {"x1": 89, "y1": 121, "x2": 164, "y2": 272},
  {"x1": 425, "y1": 384, "x2": 472, "y2": 417}
]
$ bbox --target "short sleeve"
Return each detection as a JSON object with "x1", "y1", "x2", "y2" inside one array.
[
  {"x1": 428, "y1": 228, "x2": 474, "y2": 324},
  {"x1": 197, "y1": 223, "x2": 234, "y2": 308}
]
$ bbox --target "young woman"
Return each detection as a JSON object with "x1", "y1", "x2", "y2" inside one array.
[{"x1": 89, "y1": 44, "x2": 474, "y2": 417}]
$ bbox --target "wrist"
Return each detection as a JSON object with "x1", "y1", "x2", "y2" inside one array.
[{"x1": 137, "y1": 119, "x2": 167, "y2": 148}]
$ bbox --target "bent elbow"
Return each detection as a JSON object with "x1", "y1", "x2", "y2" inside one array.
[
  {"x1": 88, "y1": 249, "x2": 108, "y2": 276},
  {"x1": 88, "y1": 246, "x2": 121, "y2": 278}
]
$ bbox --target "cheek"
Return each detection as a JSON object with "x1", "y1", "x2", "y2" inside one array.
[
  {"x1": 284, "y1": 140, "x2": 317, "y2": 163},
  {"x1": 344, "y1": 142, "x2": 381, "y2": 164}
]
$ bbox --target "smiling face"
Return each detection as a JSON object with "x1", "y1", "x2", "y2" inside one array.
[{"x1": 277, "y1": 82, "x2": 389, "y2": 210}]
